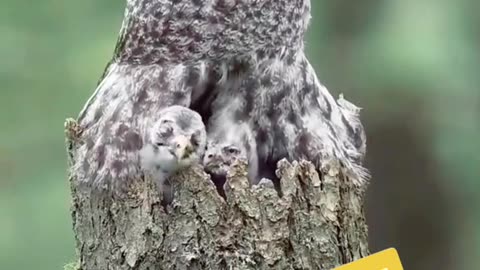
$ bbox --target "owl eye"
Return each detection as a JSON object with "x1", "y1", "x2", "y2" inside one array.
[
  {"x1": 155, "y1": 142, "x2": 166, "y2": 147},
  {"x1": 190, "y1": 135, "x2": 199, "y2": 147},
  {"x1": 161, "y1": 119, "x2": 173, "y2": 125},
  {"x1": 159, "y1": 126, "x2": 174, "y2": 137},
  {"x1": 227, "y1": 147, "x2": 239, "y2": 154}
]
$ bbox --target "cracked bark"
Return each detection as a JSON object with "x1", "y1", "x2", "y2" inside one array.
[{"x1": 65, "y1": 119, "x2": 369, "y2": 270}]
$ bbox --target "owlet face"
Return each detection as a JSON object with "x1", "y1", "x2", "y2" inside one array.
[
  {"x1": 145, "y1": 106, "x2": 207, "y2": 171},
  {"x1": 203, "y1": 140, "x2": 246, "y2": 176},
  {"x1": 151, "y1": 117, "x2": 187, "y2": 154}
]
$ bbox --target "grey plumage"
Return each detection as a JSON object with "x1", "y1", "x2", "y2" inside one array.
[
  {"x1": 73, "y1": 0, "x2": 368, "y2": 194},
  {"x1": 205, "y1": 51, "x2": 369, "y2": 188},
  {"x1": 73, "y1": 0, "x2": 312, "y2": 192},
  {"x1": 116, "y1": 0, "x2": 311, "y2": 64},
  {"x1": 73, "y1": 63, "x2": 208, "y2": 191}
]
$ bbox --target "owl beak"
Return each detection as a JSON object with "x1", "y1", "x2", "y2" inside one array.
[
  {"x1": 167, "y1": 148, "x2": 176, "y2": 157},
  {"x1": 171, "y1": 135, "x2": 193, "y2": 160}
]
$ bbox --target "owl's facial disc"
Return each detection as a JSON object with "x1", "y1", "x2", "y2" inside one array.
[
  {"x1": 172, "y1": 135, "x2": 192, "y2": 159},
  {"x1": 203, "y1": 144, "x2": 245, "y2": 176},
  {"x1": 170, "y1": 134, "x2": 200, "y2": 169}
]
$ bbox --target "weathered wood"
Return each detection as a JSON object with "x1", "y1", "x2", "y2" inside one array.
[{"x1": 65, "y1": 118, "x2": 369, "y2": 270}]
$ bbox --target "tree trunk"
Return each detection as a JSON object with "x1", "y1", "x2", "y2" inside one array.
[{"x1": 65, "y1": 119, "x2": 369, "y2": 270}]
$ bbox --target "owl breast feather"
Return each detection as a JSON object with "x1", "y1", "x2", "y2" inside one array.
[{"x1": 118, "y1": 0, "x2": 312, "y2": 64}]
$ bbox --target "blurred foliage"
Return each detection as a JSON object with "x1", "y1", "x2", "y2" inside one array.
[{"x1": 0, "y1": 1, "x2": 478, "y2": 270}]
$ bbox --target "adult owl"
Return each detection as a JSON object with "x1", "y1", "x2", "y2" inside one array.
[{"x1": 72, "y1": 0, "x2": 312, "y2": 191}]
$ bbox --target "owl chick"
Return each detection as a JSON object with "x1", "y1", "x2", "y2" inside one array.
[
  {"x1": 203, "y1": 143, "x2": 246, "y2": 178},
  {"x1": 140, "y1": 105, "x2": 206, "y2": 203},
  {"x1": 203, "y1": 121, "x2": 259, "y2": 197}
]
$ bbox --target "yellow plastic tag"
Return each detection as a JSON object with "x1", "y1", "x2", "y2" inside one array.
[{"x1": 334, "y1": 248, "x2": 403, "y2": 270}]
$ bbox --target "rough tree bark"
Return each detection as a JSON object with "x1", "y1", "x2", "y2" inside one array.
[{"x1": 65, "y1": 118, "x2": 369, "y2": 270}]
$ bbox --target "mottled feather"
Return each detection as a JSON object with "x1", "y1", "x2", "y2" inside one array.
[
  {"x1": 71, "y1": 0, "x2": 368, "y2": 194},
  {"x1": 205, "y1": 51, "x2": 370, "y2": 187}
]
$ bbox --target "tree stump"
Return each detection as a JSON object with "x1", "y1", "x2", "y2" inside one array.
[{"x1": 65, "y1": 118, "x2": 369, "y2": 270}]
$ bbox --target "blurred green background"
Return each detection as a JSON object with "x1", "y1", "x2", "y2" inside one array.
[{"x1": 0, "y1": 1, "x2": 478, "y2": 269}]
